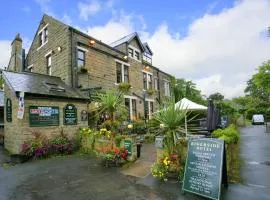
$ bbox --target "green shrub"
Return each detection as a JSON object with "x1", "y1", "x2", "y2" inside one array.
[
  {"x1": 115, "y1": 135, "x2": 122, "y2": 147},
  {"x1": 212, "y1": 125, "x2": 240, "y2": 144}
]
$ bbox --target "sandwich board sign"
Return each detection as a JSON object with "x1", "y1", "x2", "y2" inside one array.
[{"x1": 182, "y1": 138, "x2": 228, "y2": 200}]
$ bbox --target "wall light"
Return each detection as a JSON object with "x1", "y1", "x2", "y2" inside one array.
[
  {"x1": 89, "y1": 40, "x2": 96, "y2": 45},
  {"x1": 57, "y1": 46, "x2": 62, "y2": 52},
  {"x1": 123, "y1": 55, "x2": 128, "y2": 59}
]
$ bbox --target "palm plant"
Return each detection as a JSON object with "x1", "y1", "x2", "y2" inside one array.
[
  {"x1": 153, "y1": 97, "x2": 187, "y2": 155},
  {"x1": 96, "y1": 91, "x2": 125, "y2": 122}
]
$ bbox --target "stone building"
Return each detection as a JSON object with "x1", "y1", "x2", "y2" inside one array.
[
  {"x1": 22, "y1": 14, "x2": 172, "y2": 121},
  {"x1": 3, "y1": 14, "x2": 173, "y2": 153}
]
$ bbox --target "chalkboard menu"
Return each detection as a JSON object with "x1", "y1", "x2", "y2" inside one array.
[
  {"x1": 182, "y1": 138, "x2": 226, "y2": 200},
  {"x1": 124, "y1": 140, "x2": 132, "y2": 156},
  {"x1": 64, "y1": 104, "x2": 77, "y2": 125},
  {"x1": 6, "y1": 99, "x2": 12, "y2": 122},
  {"x1": 29, "y1": 106, "x2": 59, "y2": 127}
]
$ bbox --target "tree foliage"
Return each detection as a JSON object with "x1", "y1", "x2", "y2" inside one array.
[
  {"x1": 235, "y1": 60, "x2": 270, "y2": 119},
  {"x1": 171, "y1": 77, "x2": 206, "y2": 105}
]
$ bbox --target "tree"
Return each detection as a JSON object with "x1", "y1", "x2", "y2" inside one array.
[
  {"x1": 209, "y1": 92, "x2": 224, "y2": 102},
  {"x1": 171, "y1": 78, "x2": 206, "y2": 105},
  {"x1": 245, "y1": 60, "x2": 270, "y2": 101}
]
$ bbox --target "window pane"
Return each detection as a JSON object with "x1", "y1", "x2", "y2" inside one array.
[
  {"x1": 128, "y1": 48, "x2": 133, "y2": 57},
  {"x1": 143, "y1": 73, "x2": 147, "y2": 90},
  {"x1": 135, "y1": 51, "x2": 140, "y2": 60},
  {"x1": 148, "y1": 74, "x2": 152, "y2": 89},
  {"x1": 44, "y1": 28, "x2": 48, "y2": 42},
  {"x1": 77, "y1": 60, "x2": 84, "y2": 67},
  {"x1": 124, "y1": 65, "x2": 129, "y2": 83},
  {"x1": 125, "y1": 98, "x2": 130, "y2": 120},
  {"x1": 47, "y1": 55, "x2": 51, "y2": 67},
  {"x1": 132, "y1": 99, "x2": 137, "y2": 120},
  {"x1": 116, "y1": 62, "x2": 122, "y2": 83},
  {"x1": 78, "y1": 50, "x2": 85, "y2": 60}
]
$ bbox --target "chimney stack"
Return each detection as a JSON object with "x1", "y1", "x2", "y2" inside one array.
[{"x1": 7, "y1": 33, "x2": 24, "y2": 72}]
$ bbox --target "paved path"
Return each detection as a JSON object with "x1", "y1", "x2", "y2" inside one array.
[
  {"x1": 121, "y1": 143, "x2": 156, "y2": 178},
  {"x1": 223, "y1": 125, "x2": 270, "y2": 200}
]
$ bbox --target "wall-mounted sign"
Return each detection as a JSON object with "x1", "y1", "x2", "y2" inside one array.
[
  {"x1": 182, "y1": 138, "x2": 228, "y2": 200},
  {"x1": 29, "y1": 106, "x2": 59, "y2": 127},
  {"x1": 81, "y1": 110, "x2": 88, "y2": 121},
  {"x1": 6, "y1": 99, "x2": 12, "y2": 122},
  {"x1": 17, "y1": 92, "x2": 25, "y2": 119},
  {"x1": 64, "y1": 104, "x2": 77, "y2": 125},
  {"x1": 124, "y1": 140, "x2": 132, "y2": 156}
]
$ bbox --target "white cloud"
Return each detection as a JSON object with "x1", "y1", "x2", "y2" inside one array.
[
  {"x1": 78, "y1": 0, "x2": 101, "y2": 20},
  {"x1": 83, "y1": 0, "x2": 270, "y2": 98},
  {"x1": 0, "y1": 41, "x2": 11, "y2": 69}
]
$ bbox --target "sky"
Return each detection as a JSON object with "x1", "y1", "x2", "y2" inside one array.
[{"x1": 0, "y1": 0, "x2": 270, "y2": 99}]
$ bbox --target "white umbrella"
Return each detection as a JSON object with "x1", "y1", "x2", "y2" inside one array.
[{"x1": 175, "y1": 98, "x2": 207, "y2": 136}]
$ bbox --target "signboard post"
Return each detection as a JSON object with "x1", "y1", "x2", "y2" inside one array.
[
  {"x1": 63, "y1": 104, "x2": 77, "y2": 125},
  {"x1": 124, "y1": 140, "x2": 132, "y2": 156},
  {"x1": 6, "y1": 99, "x2": 12, "y2": 122},
  {"x1": 182, "y1": 138, "x2": 228, "y2": 200},
  {"x1": 29, "y1": 106, "x2": 59, "y2": 127}
]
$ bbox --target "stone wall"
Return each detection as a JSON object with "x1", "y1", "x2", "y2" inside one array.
[
  {"x1": 25, "y1": 15, "x2": 72, "y2": 86},
  {"x1": 4, "y1": 86, "x2": 88, "y2": 154}
]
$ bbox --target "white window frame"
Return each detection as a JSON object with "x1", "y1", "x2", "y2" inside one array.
[
  {"x1": 154, "y1": 77, "x2": 158, "y2": 91},
  {"x1": 27, "y1": 64, "x2": 33, "y2": 72},
  {"x1": 128, "y1": 45, "x2": 141, "y2": 62},
  {"x1": 142, "y1": 70, "x2": 153, "y2": 90},
  {"x1": 115, "y1": 59, "x2": 130, "y2": 84},
  {"x1": 145, "y1": 99, "x2": 154, "y2": 119},
  {"x1": 77, "y1": 46, "x2": 89, "y2": 52},
  {"x1": 46, "y1": 52, "x2": 52, "y2": 76},
  {"x1": 164, "y1": 80, "x2": 170, "y2": 96},
  {"x1": 37, "y1": 24, "x2": 49, "y2": 51},
  {"x1": 124, "y1": 95, "x2": 138, "y2": 121}
]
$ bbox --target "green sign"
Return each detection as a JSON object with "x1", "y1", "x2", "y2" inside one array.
[
  {"x1": 64, "y1": 104, "x2": 77, "y2": 125},
  {"x1": 124, "y1": 140, "x2": 132, "y2": 156},
  {"x1": 6, "y1": 99, "x2": 12, "y2": 122},
  {"x1": 182, "y1": 138, "x2": 227, "y2": 200},
  {"x1": 29, "y1": 106, "x2": 59, "y2": 127}
]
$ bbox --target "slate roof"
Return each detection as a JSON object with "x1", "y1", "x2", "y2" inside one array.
[
  {"x1": 0, "y1": 91, "x2": 4, "y2": 106},
  {"x1": 110, "y1": 32, "x2": 145, "y2": 51},
  {"x1": 2, "y1": 71, "x2": 89, "y2": 101},
  {"x1": 143, "y1": 42, "x2": 153, "y2": 55}
]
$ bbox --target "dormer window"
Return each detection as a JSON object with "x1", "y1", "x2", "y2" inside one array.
[
  {"x1": 128, "y1": 45, "x2": 140, "y2": 61},
  {"x1": 135, "y1": 51, "x2": 140, "y2": 60},
  {"x1": 143, "y1": 52, "x2": 152, "y2": 64},
  {"x1": 128, "y1": 48, "x2": 133, "y2": 57}
]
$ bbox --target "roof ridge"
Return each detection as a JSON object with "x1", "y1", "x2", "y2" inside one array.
[
  {"x1": 3, "y1": 70, "x2": 61, "y2": 79},
  {"x1": 109, "y1": 32, "x2": 136, "y2": 45}
]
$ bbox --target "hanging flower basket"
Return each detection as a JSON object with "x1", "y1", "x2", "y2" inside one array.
[{"x1": 118, "y1": 82, "x2": 131, "y2": 93}]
